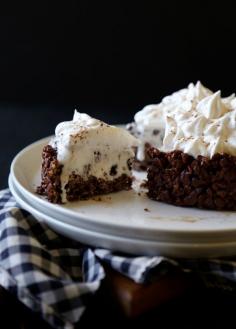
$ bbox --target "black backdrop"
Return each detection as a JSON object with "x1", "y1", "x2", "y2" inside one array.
[
  {"x1": 1, "y1": 1, "x2": 236, "y2": 187},
  {"x1": 1, "y1": 2, "x2": 236, "y2": 108}
]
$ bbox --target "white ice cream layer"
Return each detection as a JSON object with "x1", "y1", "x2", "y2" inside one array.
[{"x1": 51, "y1": 111, "x2": 139, "y2": 201}]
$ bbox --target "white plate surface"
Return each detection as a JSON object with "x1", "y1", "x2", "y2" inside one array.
[
  {"x1": 9, "y1": 174, "x2": 236, "y2": 258},
  {"x1": 9, "y1": 136, "x2": 236, "y2": 252}
]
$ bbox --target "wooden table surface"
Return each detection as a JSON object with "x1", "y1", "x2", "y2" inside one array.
[{"x1": 0, "y1": 268, "x2": 235, "y2": 329}]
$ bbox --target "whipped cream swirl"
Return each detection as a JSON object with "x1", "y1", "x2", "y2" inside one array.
[{"x1": 134, "y1": 81, "x2": 236, "y2": 158}]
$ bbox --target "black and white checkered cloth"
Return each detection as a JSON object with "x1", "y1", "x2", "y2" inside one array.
[{"x1": 1, "y1": 189, "x2": 236, "y2": 329}]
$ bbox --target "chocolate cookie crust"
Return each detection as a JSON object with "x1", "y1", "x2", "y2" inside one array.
[
  {"x1": 37, "y1": 145, "x2": 63, "y2": 203},
  {"x1": 147, "y1": 148, "x2": 236, "y2": 210}
]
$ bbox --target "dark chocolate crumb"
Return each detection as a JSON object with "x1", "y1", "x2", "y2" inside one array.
[
  {"x1": 153, "y1": 129, "x2": 160, "y2": 136},
  {"x1": 94, "y1": 151, "x2": 101, "y2": 162},
  {"x1": 93, "y1": 197, "x2": 102, "y2": 201},
  {"x1": 127, "y1": 158, "x2": 132, "y2": 170},
  {"x1": 83, "y1": 164, "x2": 91, "y2": 175},
  {"x1": 110, "y1": 165, "x2": 118, "y2": 176},
  {"x1": 140, "y1": 180, "x2": 148, "y2": 188}
]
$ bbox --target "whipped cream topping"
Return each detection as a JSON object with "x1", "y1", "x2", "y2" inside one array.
[
  {"x1": 133, "y1": 81, "x2": 236, "y2": 159},
  {"x1": 51, "y1": 111, "x2": 139, "y2": 201}
]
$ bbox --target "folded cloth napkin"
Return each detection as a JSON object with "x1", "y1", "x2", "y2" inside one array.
[{"x1": 0, "y1": 189, "x2": 236, "y2": 329}]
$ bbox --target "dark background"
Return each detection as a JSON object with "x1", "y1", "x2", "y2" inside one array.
[{"x1": 1, "y1": 1, "x2": 236, "y2": 187}]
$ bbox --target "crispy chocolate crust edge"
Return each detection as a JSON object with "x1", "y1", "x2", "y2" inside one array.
[
  {"x1": 147, "y1": 147, "x2": 236, "y2": 210},
  {"x1": 37, "y1": 145, "x2": 132, "y2": 203},
  {"x1": 65, "y1": 173, "x2": 132, "y2": 201},
  {"x1": 37, "y1": 145, "x2": 63, "y2": 203}
]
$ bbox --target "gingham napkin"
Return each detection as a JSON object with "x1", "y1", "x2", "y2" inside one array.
[{"x1": 1, "y1": 189, "x2": 236, "y2": 329}]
